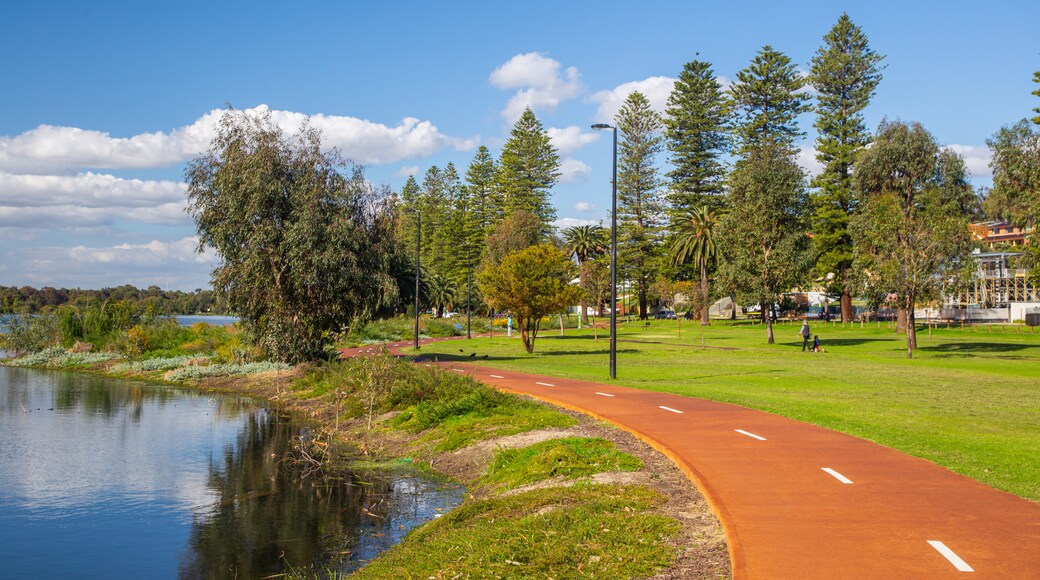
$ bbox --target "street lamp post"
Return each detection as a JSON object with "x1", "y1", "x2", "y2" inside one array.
[
  {"x1": 591, "y1": 123, "x2": 617, "y2": 379},
  {"x1": 414, "y1": 210, "x2": 421, "y2": 351}
]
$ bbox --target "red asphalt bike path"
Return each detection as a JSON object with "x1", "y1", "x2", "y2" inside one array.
[{"x1": 343, "y1": 338, "x2": 1040, "y2": 579}]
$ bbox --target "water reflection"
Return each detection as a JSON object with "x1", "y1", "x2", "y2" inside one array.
[{"x1": 0, "y1": 367, "x2": 463, "y2": 579}]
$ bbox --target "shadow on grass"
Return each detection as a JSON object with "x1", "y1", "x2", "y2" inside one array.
[
  {"x1": 809, "y1": 338, "x2": 897, "y2": 347},
  {"x1": 917, "y1": 342, "x2": 1034, "y2": 354}
]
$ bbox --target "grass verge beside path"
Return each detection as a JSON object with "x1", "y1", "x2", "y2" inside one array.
[{"x1": 415, "y1": 320, "x2": 1040, "y2": 502}]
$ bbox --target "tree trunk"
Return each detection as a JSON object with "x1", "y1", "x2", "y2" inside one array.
[
  {"x1": 579, "y1": 299, "x2": 589, "y2": 326},
  {"x1": 730, "y1": 295, "x2": 737, "y2": 320},
  {"x1": 766, "y1": 315, "x2": 775, "y2": 344},
  {"x1": 760, "y1": 302, "x2": 767, "y2": 324},
  {"x1": 840, "y1": 290, "x2": 853, "y2": 323},
  {"x1": 638, "y1": 280, "x2": 648, "y2": 320},
  {"x1": 520, "y1": 321, "x2": 535, "y2": 353},
  {"x1": 896, "y1": 308, "x2": 906, "y2": 333},
  {"x1": 700, "y1": 262, "x2": 710, "y2": 326}
]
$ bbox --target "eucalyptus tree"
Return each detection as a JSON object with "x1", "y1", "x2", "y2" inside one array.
[
  {"x1": 185, "y1": 109, "x2": 399, "y2": 362},
  {"x1": 496, "y1": 107, "x2": 561, "y2": 230},
  {"x1": 985, "y1": 70, "x2": 1040, "y2": 280},
  {"x1": 616, "y1": 91, "x2": 665, "y2": 319},
  {"x1": 664, "y1": 58, "x2": 731, "y2": 275},
  {"x1": 670, "y1": 205, "x2": 720, "y2": 325},
  {"x1": 717, "y1": 147, "x2": 813, "y2": 344},
  {"x1": 563, "y1": 224, "x2": 608, "y2": 324},
  {"x1": 808, "y1": 14, "x2": 885, "y2": 322},
  {"x1": 851, "y1": 121, "x2": 976, "y2": 358}
]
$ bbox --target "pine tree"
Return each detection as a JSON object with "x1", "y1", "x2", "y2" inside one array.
[
  {"x1": 496, "y1": 107, "x2": 561, "y2": 229},
  {"x1": 730, "y1": 46, "x2": 811, "y2": 156},
  {"x1": 396, "y1": 174, "x2": 421, "y2": 257},
  {"x1": 463, "y1": 146, "x2": 501, "y2": 257},
  {"x1": 1033, "y1": 70, "x2": 1040, "y2": 125},
  {"x1": 616, "y1": 91, "x2": 665, "y2": 319},
  {"x1": 808, "y1": 14, "x2": 885, "y2": 322},
  {"x1": 664, "y1": 59, "x2": 731, "y2": 217}
]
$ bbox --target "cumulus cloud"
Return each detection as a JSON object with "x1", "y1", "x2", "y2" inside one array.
[
  {"x1": 0, "y1": 171, "x2": 189, "y2": 228},
  {"x1": 0, "y1": 105, "x2": 474, "y2": 174},
  {"x1": 65, "y1": 237, "x2": 216, "y2": 266},
  {"x1": 547, "y1": 126, "x2": 599, "y2": 156},
  {"x1": 490, "y1": 52, "x2": 583, "y2": 122},
  {"x1": 796, "y1": 145, "x2": 824, "y2": 178},
  {"x1": 396, "y1": 165, "x2": 420, "y2": 177},
  {"x1": 948, "y1": 144, "x2": 992, "y2": 179},
  {"x1": 559, "y1": 158, "x2": 591, "y2": 184},
  {"x1": 589, "y1": 76, "x2": 676, "y2": 122},
  {"x1": 574, "y1": 201, "x2": 596, "y2": 212},
  {"x1": 0, "y1": 172, "x2": 185, "y2": 208},
  {"x1": 7, "y1": 237, "x2": 217, "y2": 290}
]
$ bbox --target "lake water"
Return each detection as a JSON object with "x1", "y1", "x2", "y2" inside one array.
[{"x1": 0, "y1": 367, "x2": 463, "y2": 578}]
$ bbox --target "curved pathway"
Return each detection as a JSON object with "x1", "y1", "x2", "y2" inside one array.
[{"x1": 345, "y1": 339, "x2": 1040, "y2": 579}]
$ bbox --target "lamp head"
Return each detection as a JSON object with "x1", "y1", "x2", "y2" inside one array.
[{"x1": 591, "y1": 123, "x2": 612, "y2": 130}]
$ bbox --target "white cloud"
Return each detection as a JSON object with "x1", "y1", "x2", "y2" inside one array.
[
  {"x1": 547, "y1": 126, "x2": 599, "y2": 156},
  {"x1": 559, "y1": 158, "x2": 591, "y2": 184},
  {"x1": 589, "y1": 76, "x2": 676, "y2": 122},
  {"x1": 397, "y1": 165, "x2": 420, "y2": 177},
  {"x1": 948, "y1": 144, "x2": 992, "y2": 179},
  {"x1": 7, "y1": 237, "x2": 217, "y2": 290},
  {"x1": 588, "y1": 75, "x2": 732, "y2": 123},
  {"x1": 796, "y1": 145, "x2": 824, "y2": 178},
  {"x1": 490, "y1": 52, "x2": 583, "y2": 122},
  {"x1": 0, "y1": 105, "x2": 474, "y2": 173},
  {"x1": 66, "y1": 237, "x2": 216, "y2": 266},
  {"x1": 0, "y1": 171, "x2": 189, "y2": 228},
  {"x1": 0, "y1": 172, "x2": 185, "y2": 208},
  {"x1": 574, "y1": 201, "x2": 596, "y2": 212}
]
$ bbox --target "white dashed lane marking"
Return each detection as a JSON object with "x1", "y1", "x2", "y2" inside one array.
[
  {"x1": 822, "y1": 468, "x2": 854, "y2": 484},
  {"x1": 595, "y1": 392, "x2": 615, "y2": 397},
  {"x1": 535, "y1": 381, "x2": 555, "y2": 387},
  {"x1": 452, "y1": 369, "x2": 465, "y2": 373},
  {"x1": 735, "y1": 429, "x2": 767, "y2": 441},
  {"x1": 489, "y1": 374, "x2": 504, "y2": 379},
  {"x1": 928, "y1": 541, "x2": 974, "y2": 572},
  {"x1": 659, "y1": 406, "x2": 684, "y2": 414}
]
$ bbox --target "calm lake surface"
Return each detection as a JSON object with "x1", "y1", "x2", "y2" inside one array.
[{"x1": 0, "y1": 366, "x2": 463, "y2": 578}]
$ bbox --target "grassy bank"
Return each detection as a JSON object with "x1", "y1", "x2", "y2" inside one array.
[{"x1": 414, "y1": 319, "x2": 1040, "y2": 502}]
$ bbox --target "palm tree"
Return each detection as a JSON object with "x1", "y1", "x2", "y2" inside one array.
[
  {"x1": 425, "y1": 273, "x2": 457, "y2": 318},
  {"x1": 671, "y1": 206, "x2": 719, "y2": 326},
  {"x1": 562, "y1": 224, "x2": 608, "y2": 325}
]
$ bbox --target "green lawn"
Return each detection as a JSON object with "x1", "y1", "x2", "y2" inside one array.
[{"x1": 414, "y1": 319, "x2": 1040, "y2": 502}]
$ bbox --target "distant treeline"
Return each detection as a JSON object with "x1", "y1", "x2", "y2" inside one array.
[{"x1": 0, "y1": 285, "x2": 226, "y2": 315}]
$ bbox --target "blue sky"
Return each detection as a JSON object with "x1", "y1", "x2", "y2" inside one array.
[{"x1": 2, "y1": 0, "x2": 1038, "y2": 290}]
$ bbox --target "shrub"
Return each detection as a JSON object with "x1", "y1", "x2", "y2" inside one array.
[
  {"x1": 166, "y1": 361, "x2": 290, "y2": 382},
  {"x1": 112, "y1": 355, "x2": 202, "y2": 373},
  {"x1": 0, "y1": 314, "x2": 59, "y2": 356},
  {"x1": 7, "y1": 347, "x2": 121, "y2": 368}
]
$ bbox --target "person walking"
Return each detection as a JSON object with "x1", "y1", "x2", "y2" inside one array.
[{"x1": 800, "y1": 319, "x2": 811, "y2": 351}]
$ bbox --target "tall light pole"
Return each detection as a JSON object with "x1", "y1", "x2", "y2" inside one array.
[
  {"x1": 414, "y1": 209, "x2": 421, "y2": 351},
  {"x1": 466, "y1": 242, "x2": 472, "y2": 339},
  {"x1": 591, "y1": 123, "x2": 617, "y2": 379}
]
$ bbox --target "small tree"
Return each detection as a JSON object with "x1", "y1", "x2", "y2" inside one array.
[
  {"x1": 562, "y1": 224, "x2": 608, "y2": 325},
  {"x1": 478, "y1": 245, "x2": 580, "y2": 353}
]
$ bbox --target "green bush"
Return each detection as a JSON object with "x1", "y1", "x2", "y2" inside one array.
[
  {"x1": 8, "y1": 347, "x2": 121, "y2": 368},
  {"x1": 0, "y1": 314, "x2": 59, "y2": 356}
]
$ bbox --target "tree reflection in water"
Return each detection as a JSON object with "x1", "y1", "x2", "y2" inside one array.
[{"x1": 179, "y1": 411, "x2": 463, "y2": 578}]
